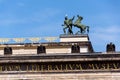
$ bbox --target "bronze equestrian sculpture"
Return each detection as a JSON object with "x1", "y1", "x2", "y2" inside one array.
[{"x1": 62, "y1": 15, "x2": 89, "y2": 34}]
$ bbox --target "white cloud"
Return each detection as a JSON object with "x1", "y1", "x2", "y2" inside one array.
[
  {"x1": 30, "y1": 8, "x2": 61, "y2": 22},
  {"x1": 0, "y1": 18, "x2": 27, "y2": 26},
  {"x1": 90, "y1": 25, "x2": 120, "y2": 52},
  {"x1": 0, "y1": 8, "x2": 62, "y2": 27},
  {"x1": 91, "y1": 25, "x2": 120, "y2": 41}
]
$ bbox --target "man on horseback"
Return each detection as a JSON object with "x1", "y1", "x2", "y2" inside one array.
[
  {"x1": 62, "y1": 16, "x2": 74, "y2": 34},
  {"x1": 73, "y1": 15, "x2": 89, "y2": 34}
]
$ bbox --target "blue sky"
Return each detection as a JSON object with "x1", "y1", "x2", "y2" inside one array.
[{"x1": 0, "y1": 0, "x2": 120, "y2": 52}]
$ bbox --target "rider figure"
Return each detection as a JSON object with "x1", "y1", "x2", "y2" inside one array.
[
  {"x1": 63, "y1": 16, "x2": 69, "y2": 34},
  {"x1": 62, "y1": 16, "x2": 74, "y2": 34}
]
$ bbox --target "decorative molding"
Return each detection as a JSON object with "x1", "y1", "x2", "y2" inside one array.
[
  {"x1": 0, "y1": 37, "x2": 58, "y2": 44},
  {"x1": 13, "y1": 38, "x2": 25, "y2": 43},
  {"x1": 28, "y1": 37, "x2": 41, "y2": 43},
  {"x1": 0, "y1": 38, "x2": 10, "y2": 43},
  {"x1": 44, "y1": 37, "x2": 58, "y2": 42}
]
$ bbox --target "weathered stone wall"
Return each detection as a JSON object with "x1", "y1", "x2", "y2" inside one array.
[
  {"x1": 13, "y1": 49, "x2": 37, "y2": 55},
  {"x1": 46, "y1": 47, "x2": 71, "y2": 54},
  {"x1": 0, "y1": 73, "x2": 119, "y2": 80},
  {"x1": 0, "y1": 46, "x2": 89, "y2": 55},
  {"x1": 0, "y1": 50, "x2": 3, "y2": 55},
  {"x1": 60, "y1": 34, "x2": 89, "y2": 42},
  {"x1": 60, "y1": 37, "x2": 88, "y2": 42}
]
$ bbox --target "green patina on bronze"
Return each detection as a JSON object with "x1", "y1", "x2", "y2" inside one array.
[
  {"x1": 62, "y1": 15, "x2": 89, "y2": 34},
  {"x1": 62, "y1": 16, "x2": 74, "y2": 34}
]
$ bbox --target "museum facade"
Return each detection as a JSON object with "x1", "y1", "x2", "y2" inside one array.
[{"x1": 0, "y1": 34, "x2": 119, "y2": 80}]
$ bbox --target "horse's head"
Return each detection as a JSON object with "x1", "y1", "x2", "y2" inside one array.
[{"x1": 77, "y1": 15, "x2": 83, "y2": 20}]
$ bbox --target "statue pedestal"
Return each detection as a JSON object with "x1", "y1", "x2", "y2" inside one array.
[
  {"x1": 59, "y1": 34, "x2": 93, "y2": 53},
  {"x1": 60, "y1": 34, "x2": 89, "y2": 42}
]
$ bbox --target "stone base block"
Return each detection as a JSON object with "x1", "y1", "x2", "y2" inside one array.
[{"x1": 60, "y1": 34, "x2": 89, "y2": 42}]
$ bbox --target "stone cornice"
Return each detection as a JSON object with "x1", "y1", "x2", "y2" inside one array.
[{"x1": 0, "y1": 53, "x2": 120, "y2": 63}]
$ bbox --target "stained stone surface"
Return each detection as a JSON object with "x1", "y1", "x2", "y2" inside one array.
[
  {"x1": 0, "y1": 73, "x2": 120, "y2": 80},
  {"x1": 0, "y1": 34, "x2": 119, "y2": 80},
  {"x1": 60, "y1": 34, "x2": 89, "y2": 42},
  {"x1": 0, "y1": 53, "x2": 120, "y2": 79}
]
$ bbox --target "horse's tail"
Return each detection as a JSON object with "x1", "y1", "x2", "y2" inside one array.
[{"x1": 86, "y1": 26, "x2": 89, "y2": 33}]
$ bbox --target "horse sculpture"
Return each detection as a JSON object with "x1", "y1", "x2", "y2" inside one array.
[
  {"x1": 73, "y1": 15, "x2": 89, "y2": 34},
  {"x1": 62, "y1": 16, "x2": 74, "y2": 34}
]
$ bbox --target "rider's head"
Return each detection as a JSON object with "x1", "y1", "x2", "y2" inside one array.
[
  {"x1": 77, "y1": 15, "x2": 79, "y2": 17},
  {"x1": 65, "y1": 16, "x2": 68, "y2": 20}
]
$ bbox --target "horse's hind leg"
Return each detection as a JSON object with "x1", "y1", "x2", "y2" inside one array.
[
  {"x1": 86, "y1": 26, "x2": 89, "y2": 33},
  {"x1": 75, "y1": 31, "x2": 80, "y2": 35},
  {"x1": 75, "y1": 28, "x2": 81, "y2": 34},
  {"x1": 80, "y1": 28, "x2": 83, "y2": 34}
]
